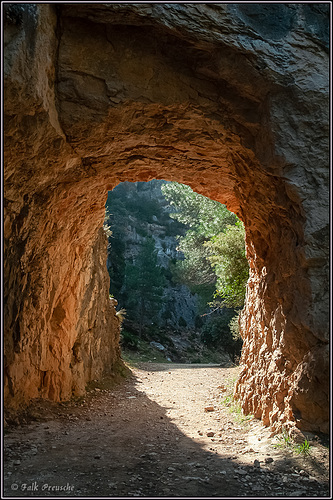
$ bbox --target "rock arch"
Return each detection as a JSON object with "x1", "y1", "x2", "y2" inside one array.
[{"x1": 4, "y1": 4, "x2": 329, "y2": 433}]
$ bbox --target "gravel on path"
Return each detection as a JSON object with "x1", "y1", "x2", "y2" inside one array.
[{"x1": 3, "y1": 363, "x2": 330, "y2": 497}]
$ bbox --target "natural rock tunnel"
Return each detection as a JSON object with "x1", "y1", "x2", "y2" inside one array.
[{"x1": 4, "y1": 4, "x2": 329, "y2": 434}]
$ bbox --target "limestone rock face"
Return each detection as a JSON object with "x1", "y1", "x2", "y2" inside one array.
[{"x1": 4, "y1": 4, "x2": 329, "y2": 432}]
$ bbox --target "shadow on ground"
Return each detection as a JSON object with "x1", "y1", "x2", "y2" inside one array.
[{"x1": 3, "y1": 367, "x2": 330, "y2": 497}]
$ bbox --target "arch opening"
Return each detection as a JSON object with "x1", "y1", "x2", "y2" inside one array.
[
  {"x1": 4, "y1": 4, "x2": 329, "y2": 435},
  {"x1": 104, "y1": 179, "x2": 246, "y2": 366}
]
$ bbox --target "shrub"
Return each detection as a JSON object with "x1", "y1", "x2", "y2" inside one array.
[
  {"x1": 201, "y1": 310, "x2": 243, "y2": 361},
  {"x1": 120, "y1": 329, "x2": 139, "y2": 351},
  {"x1": 229, "y1": 313, "x2": 241, "y2": 341}
]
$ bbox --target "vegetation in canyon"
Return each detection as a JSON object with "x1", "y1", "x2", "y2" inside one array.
[{"x1": 104, "y1": 180, "x2": 249, "y2": 364}]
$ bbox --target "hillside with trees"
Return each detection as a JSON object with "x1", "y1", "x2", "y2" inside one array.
[{"x1": 104, "y1": 180, "x2": 249, "y2": 363}]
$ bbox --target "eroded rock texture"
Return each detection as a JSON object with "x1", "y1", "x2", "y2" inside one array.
[{"x1": 4, "y1": 4, "x2": 329, "y2": 433}]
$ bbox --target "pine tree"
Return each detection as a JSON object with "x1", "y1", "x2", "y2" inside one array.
[{"x1": 125, "y1": 237, "x2": 166, "y2": 335}]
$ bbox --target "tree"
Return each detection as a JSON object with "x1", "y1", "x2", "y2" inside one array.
[
  {"x1": 205, "y1": 221, "x2": 249, "y2": 309},
  {"x1": 125, "y1": 236, "x2": 166, "y2": 335},
  {"x1": 161, "y1": 182, "x2": 237, "y2": 238},
  {"x1": 170, "y1": 230, "x2": 215, "y2": 287},
  {"x1": 161, "y1": 182, "x2": 238, "y2": 293}
]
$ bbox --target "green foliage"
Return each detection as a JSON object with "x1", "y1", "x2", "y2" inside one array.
[
  {"x1": 194, "y1": 315, "x2": 204, "y2": 329},
  {"x1": 162, "y1": 182, "x2": 238, "y2": 292},
  {"x1": 105, "y1": 182, "x2": 167, "y2": 223},
  {"x1": 105, "y1": 188, "x2": 128, "y2": 219},
  {"x1": 121, "y1": 338, "x2": 171, "y2": 364},
  {"x1": 105, "y1": 182, "x2": 183, "y2": 321},
  {"x1": 125, "y1": 236, "x2": 166, "y2": 334},
  {"x1": 125, "y1": 197, "x2": 163, "y2": 223},
  {"x1": 107, "y1": 231, "x2": 126, "y2": 298},
  {"x1": 161, "y1": 182, "x2": 237, "y2": 237},
  {"x1": 105, "y1": 180, "x2": 248, "y2": 363},
  {"x1": 206, "y1": 222, "x2": 249, "y2": 308},
  {"x1": 224, "y1": 397, "x2": 253, "y2": 424},
  {"x1": 161, "y1": 309, "x2": 172, "y2": 321},
  {"x1": 295, "y1": 440, "x2": 311, "y2": 455},
  {"x1": 135, "y1": 226, "x2": 148, "y2": 238},
  {"x1": 162, "y1": 182, "x2": 249, "y2": 311},
  {"x1": 189, "y1": 283, "x2": 216, "y2": 314},
  {"x1": 190, "y1": 358, "x2": 202, "y2": 364},
  {"x1": 221, "y1": 379, "x2": 253, "y2": 424},
  {"x1": 229, "y1": 312, "x2": 242, "y2": 342},
  {"x1": 201, "y1": 311, "x2": 243, "y2": 362},
  {"x1": 273, "y1": 428, "x2": 293, "y2": 450},
  {"x1": 170, "y1": 230, "x2": 216, "y2": 287},
  {"x1": 281, "y1": 429, "x2": 292, "y2": 446},
  {"x1": 201, "y1": 311, "x2": 235, "y2": 347},
  {"x1": 273, "y1": 428, "x2": 311, "y2": 455},
  {"x1": 120, "y1": 329, "x2": 139, "y2": 351}
]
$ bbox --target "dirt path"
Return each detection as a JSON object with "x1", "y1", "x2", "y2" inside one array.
[{"x1": 4, "y1": 363, "x2": 330, "y2": 497}]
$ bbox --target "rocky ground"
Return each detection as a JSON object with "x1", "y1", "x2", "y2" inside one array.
[
  {"x1": 121, "y1": 327, "x2": 235, "y2": 365},
  {"x1": 3, "y1": 363, "x2": 330, "y2": 498}
]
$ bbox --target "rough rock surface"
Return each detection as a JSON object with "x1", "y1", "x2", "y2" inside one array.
[{"x1": 4, "y1": 4, "x2": 329, "y2": 433}]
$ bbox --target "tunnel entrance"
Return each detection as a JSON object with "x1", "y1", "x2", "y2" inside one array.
[
  {"x1": 104, "y1": 179, "x2": 246, "y2": 366},
  {"x1": 4, "y1": 3, "x2": 329, "y2": 435}
]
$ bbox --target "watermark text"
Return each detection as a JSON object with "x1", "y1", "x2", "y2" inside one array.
[{"x1": 11, "y1": 482, "x2": 75, "y2": 493}]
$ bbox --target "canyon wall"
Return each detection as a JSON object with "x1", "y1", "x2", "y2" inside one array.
[{"x1": 4, "y1": 4, "x2": 329, "y2": 433}]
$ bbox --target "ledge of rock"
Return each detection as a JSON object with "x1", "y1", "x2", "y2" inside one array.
[{"x1": 4, "y1": 4, "x2": 329, "y2": 433}]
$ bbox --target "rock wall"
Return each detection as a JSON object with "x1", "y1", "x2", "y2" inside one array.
[
  {"x1": 4, "y1": 4, "x2": 329, "y2": 433},
  {"x1": 3, "y1": 4, "x2": 121, "y2": 407}
]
